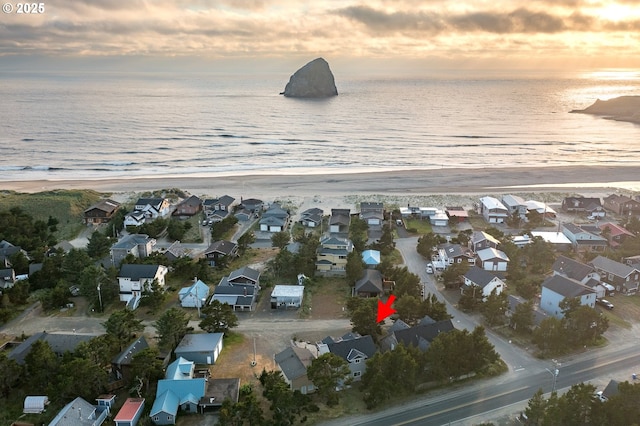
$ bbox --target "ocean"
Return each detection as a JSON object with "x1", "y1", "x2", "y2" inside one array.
[{"x1": 1, "y1": 69, "x2": 639, "y2": 182}]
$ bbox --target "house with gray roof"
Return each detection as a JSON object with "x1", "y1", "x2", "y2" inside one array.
[
  {"x1": 561, "y1": 223, "x2": 608, "y2": 253},
  {"x1": 540, "y1": 275, "x2": 597, "y2": 318},
  {"x1": 84, "y1": 199, "x2": 121, "y2": 225},
  {"x1": 360, "y1": 202, "x2": 384, "y2": 226},
  {"x1": 463, "y1": 266, "x2": 505, "y2": 299},
  {"x1": 49, "y1": 396, "x2": 110, "y2": 426},
  {"x1": 469, "y1": 231, "x2": 501, "y2": 253},
  {"x1": 380, "y1": 319, "x2": 455, "y2": 352},
  {"x1": 478, "y1": 196, "x2": 508, "y2": 223},
  {"x1": 172, "y1": 195, "x2": 203, "y2": 218},
  {"x1": 354, "y1": 269, "x2": 384, "y2": 298},
  {"x1": 112, "y1": 336, "x2": 149, "y2": 382},
  {"x1": 227, "y1": 266, "x2": 260, "y2": 287},
  {"x1": 502, "y1": 194, "x2": 528, "y2": 219},
  {"x1": 274, "y1": 346, "x2": 316, "y2": 394},
  {"x1": 476, "y1": 247, "x2": 510, "y2": 272},
  {"x1": 0, "y1": 268, "x2": 16, "y2": 290},
  {"x1": 316, "y1": 236, "x2": 353, "y2": 276},
  {"x1": 318, "y1": 333, "x2": 377, "y2": 382},
  {"x1": 603, "y1": 194, "x2": 640, "y2": 216},
  {"x1": 125, "y1": 197, "x2": 171, "y2": 226},
  {"x1": 174, "y1": 333, "x2": 224, "y2": 365},
  {"x1": 110, "y1": 234, "x2": 156, "y2": 266},
  {"x1": 203, "y1": 195, "x2": 235, "y2": 215},
  {"x1": 561, "y1": 197, "x2": 605, "y2": 216},
  {"x1": 300, "y1": 208, "x2": 323, "y2": 228},
  {"x1": 211, "y1": 277, "x2": 256, "y2": 311},
  {"x1": 329, "y1": 208, "x2": 351, "y2": 234},
  {"x1": 553, "y1": 255, "x2": 605, "y2": 298},
  {"x1": 9, "y1": 331, "x2": 99, "y2": 365},
  {"x1": 590, "y1": 255, "x2": 640, "y2": 295},
  {"x1": 204, "y1": 240, "x2": 238, "y2": 267},
  {"x1": 117, "y1": 264, "x2": 168, "y2": 310}
]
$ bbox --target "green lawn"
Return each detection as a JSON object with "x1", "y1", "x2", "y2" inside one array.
[{"x1": 404, "y1": 218, "x2": 433, "y2": 234}]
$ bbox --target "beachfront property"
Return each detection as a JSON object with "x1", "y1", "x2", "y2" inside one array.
[
  {"x1": 463, "y1": 266, "x2": 505, "y2": 300},
  {"x1": 445, "y1": 206, "x2": 469, "y2": 223},
  {"x1": 360, "y1": 202, "x2": 384, "y2": 226},
  {"x1": 110, "y1": 233, "x2": 156, "y2": 266},
  {"x1": 524, "y1": 199, "x2": 557, "y2": 218},
  {"x1": 259, "y1": 202, "x2": 290, "y2": 232},
  {"x1": 83, "y1": 199, "x2": 121, "y2": 225},
  {"x1": 502, "y1": 194, "x2": 528, "y2": 219},
  {"x1": 477, "y1": 196, "x2": 508, "y2": 224},
  {"x1": 316, "y1": 236, "x2": 353, "y2": 276},
  {"x1": 202, "y1": 195, "x2": 236, "y2": 222},
  {"x1": 561, "y1": 223, "x2": 608, "y2": 253},
  {"x1": 300, "y1": 207, "x2": 324, "y2": 228},
  {"x1": 172, "y1": 195, "x2": 203, "y2": 218},
  {"x1": 561, "y1": 196, "x2": 605, "y2": 218},
  {"x1": 117, "y1": 264, "x2": 168, "y2": 310},
  {"x1": 603, "y1": 194, "x2": 640, "y2": 216},
  {"x1": 124, "y1": 197, "x2": 171, "y2": 226},
  {"x1": 540, "y1": 275, "x2": 597, "y2": 318},
  {"x1": 329, "y1": 208, "x2": 351, "y2": 234}
]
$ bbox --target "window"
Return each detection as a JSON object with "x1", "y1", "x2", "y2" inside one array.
[
  {"x1": 353, "y1": 371, "x2": 361, "y2": 377},
  {"x1": 354, "y1": 358, "x2": 361, "y2": 363},
  {"x1": 154, "y1": 417, "x2": 159, "y2": 422}
]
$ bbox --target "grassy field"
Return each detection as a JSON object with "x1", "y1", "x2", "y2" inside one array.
[
  {"x1": 0, "y1": 189, "x2": 105, "y2": 240},
  {"x1": 404, "y1": 218, "x2": 433, "y2": 234}
]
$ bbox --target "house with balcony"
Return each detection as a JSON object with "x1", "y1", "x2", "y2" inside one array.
[
  {"x1": 317, "y1": 333, "x2": 377, "y2": 382},
  {"x1": 478, "y1": 196, "x2": 509, "y2": 224},
  {"x1": 84, "y1": 199, "x2": 121, "y2": 225},
  {"x1": 561, "y1": 197, "x2": 605, "y2": 217},
  {"x1": 552, "y1": 255, "x2": 606, "y2": 298},
  {"x1": 172, "y1": 195, "x2": 203, "y2": 218},
  {"x1": 316, "y1": 236, "x2": 353, "y2": 276},
  {"x1": 203, "y1": 240, "x2": 238, "y2": 267},
  {"x1": 117, "y1": 264, "x2": 168, "y2": 310},
  {"x1": 502, "y1": 194, "x2": 528, "y2": 219},
  {"x1": 111, "y1": 234, "x2": 156, "y2": 266}
]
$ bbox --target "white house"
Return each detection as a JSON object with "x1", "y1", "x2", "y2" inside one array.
[
  {"x1": 502, "y1": 194, "x2": 528, "y2": 219},
  {"x1": 118, "y1": 264, "x2": 168, "y2": 310},
  {"x1": 478, "y1": 196, "x2": 509, "y2": 223},
  {"x1": 271, "y1": 285, "x2": 304, "y2": 309},
  {"x1": 178, "y1": 280, "x2": 210, "y2": 308},
  {"x1": 463, "y1": 266, "x2": 506, "y2": 299},
  {"x1": 476, "y1": 247, "x2": 510, "y2": 272},
  {"x1": 540, "y1": 275, "x2": 597, "y2": 318},
  {"x1": 430, "y1": 210, "x2": 449, "y2": 227}
]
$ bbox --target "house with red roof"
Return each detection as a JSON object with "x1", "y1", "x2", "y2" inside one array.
[
  {"x1": 598, "y1": 222, "x2": 635, "y2": 248},
  {"x1": 114, "y1": 398, "x2": 145, "y2": 426}
]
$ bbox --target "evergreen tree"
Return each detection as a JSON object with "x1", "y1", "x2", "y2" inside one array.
[
  {"x1": 199, "y1": 300, "x2": 239, "y2": 333},
  {"x1": 155, "y1": 307, "x2": 190, "y2": 350},
  {"x1": 307, "y1": 353, "x2": 351, "y2": 406}
]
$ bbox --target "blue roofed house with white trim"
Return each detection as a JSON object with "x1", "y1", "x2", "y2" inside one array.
[
  {"x1": 179, "y1": 280, "x2": 210, "y2": 308},
  {"x1": 174, "y1": 333, "x2": 224, "y2": 365},
  {"x1": 150, "y1": 357, "x2": 207, "y2": 425}
]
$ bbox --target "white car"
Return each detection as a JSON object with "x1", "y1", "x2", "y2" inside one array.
[{"x1": 426, "y1": 264, "x2": 434, "y2": 274}]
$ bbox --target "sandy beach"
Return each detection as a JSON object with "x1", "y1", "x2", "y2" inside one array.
[{"x1": 2, "y1": 166, "x2": 638, "y2": 200}]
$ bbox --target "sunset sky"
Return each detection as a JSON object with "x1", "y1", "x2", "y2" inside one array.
[{"x1": 2, "y1": 0, "x2": 640, "y2": 72}]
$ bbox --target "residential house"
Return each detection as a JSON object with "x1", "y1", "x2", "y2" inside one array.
[
  {"x1": 123, "y1": 210, "x2": 147, "y2": 227},
  {"x1": 540, "y1": 275, "x2": 597, "y2": 318},
  {"x1": 603, "y1": 194, "x2": 640, "y2": 216},
  {"x1": 316, "y1": 236, "x2": 353, "y2": 276},
  {"x1": 203, "y1": 195, "x2": 235, "y2": 221},
  {"x1": 552, "y1": 256, "x2": 605, "y2": 298},
  {"x1": 9, "y1": 331, "x2": 98, "y2": 365},
  {"x1": 270, "y1": 285, "x2": 304, "y2": 309},
  {"x1": 274, "y1": 346, "x2": 316, "y2": 394},
  {"x1": 179, "y1": 280, "x2": 210, "y2": 308},
  {"x1": 117, "y1": 264, "x2": 168, "y2": 310},
  {"x1": 502, "y1": 194, "x2": 528, "y2": 219},
  {"x1": 360, "y1": 202, "x2": 384, "y2": 226},
  {"x1": 463, "y1": 266, "x2": 506, "y2": 299},
  {"x1": 211, "y1": 279, "x2": 256, "y2": 311},
  {"x1": 0, "y1": 240, "x2": 29, "y2": 268},
  {"x1": 590, "y1": 255, "x2": 640, "y2": 295},
  {"x1": 318, "y1": 333, "x2": 377, "y2": 382},
  {"x1": 598, "y1": 222, "x2": 635, "y2": 248},
  {"x1": 84, "y1": 199, "x2": 121, "y2": 224},
  {"x1": 561, "y1": 197, "x2": 605, "y2": 217},
  {"x1": 430, "y1": 210, "x2": 449, "y2": 227},
  {"x1": 434, "y1": 243, "x2": 475, "y2": 267},
  {"x1": 561, "y1": 223, "x2": 608, "y2": 253},
  {"x1": 49, "y1": 396, "x2": 110, "y2": 426},
  {"x1": 174, "y1": 333, "x2": 224, "y2": 365},
  {"x1": 476, "y1": 247, "x2": 510, "y2": 272},
  {"x1": 227, "y1": 266, "x2": 261, "y2": 287},
  {"x1": 329, "y1": 208, "x2": 351, "y2": 234},
  {"x1": 0, "y1": 268, "x2": 16, "y2": 290},
  {"x1": 469, "y1": 231, "x2": 500, "y2": 252},
  {"x1": 239, "y1": 198, "x2": 264, "y2": 213},
  {"x1": 478, "y1": 196, "x2": 509, "y2": 224},
  {"x1": 445, "y1": 206, "x2": 469, "y2": 223},
  {"x1": 172, "y1": 195, "x2": 202, "y2": 218},
  {"x1": 110, "y1": 234, "x2": 156, "y2": 266},
  {"x1": 353, "y1": 269, "x2": 384, "y2": 297},
  {"x1": 112, "y1": 336, "x2": 149, "y2": 382},
  {"x1": 150, "y1": 357, "x2": 207, "y2": 425},
  {"x1": 114, "y1": 398, "x2": 145, "y2": 426},
  {"x1": 524, "y1": 200, "x2": 557, "y2": 218},
  {"x1": 300, "y1": 208, "x2": 323, "y2": 228},
  {"x1": 259, "y1": 203, "x2": 289, "y2": 232},
  {"x1": 124, "y1": 197, "x2": 171, "y2": 226},
  {"x1": 380, "y1": 318, "x2": 455, "y2": 352},
  {"x1": 203, "y1": 240, "x2": 238, "y2": 267},
  {"x1": 164, "y1": 241, "x2": 188, "y2": 262},
  {"x1": 530, "y1": 231, "x2": 573, "y2": 251},
  {"x1": 234, "y1": 208, "x2": 254, "y2": 222}
]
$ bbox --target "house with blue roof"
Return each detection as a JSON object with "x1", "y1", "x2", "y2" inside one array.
[
  {"x1": 179, "y1": 280, "x2": 210, "y2": 308},
  {"x1": 150, "y1": 357, "x2": 207, "y2": 425}
]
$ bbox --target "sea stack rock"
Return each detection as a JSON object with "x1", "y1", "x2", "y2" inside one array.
[
  {"x1": 570, "y1": 95, "x2": 640, "y2": 124},
  {"x1": 281, "y1": 58, "x2": 338, "y2": 98}
]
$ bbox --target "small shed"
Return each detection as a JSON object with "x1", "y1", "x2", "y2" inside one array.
[
  {"x1": 23, "y1": 396, "x2": 49, "y2": 414},
  {"x1": 271, "y1": 285, "x2": 304, "y2": 309}
]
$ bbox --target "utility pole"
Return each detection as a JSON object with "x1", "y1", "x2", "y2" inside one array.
[
  {"x1": 97, "y1": 284, "x2": 103, "y2": 312},
  {"x1": 546, "y1": 359, "x2": 561, "y2": 393}
]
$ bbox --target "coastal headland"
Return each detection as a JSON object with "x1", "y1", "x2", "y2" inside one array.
[{"x1": 2, "y1": 165, "x2": 638, "y2": 198}]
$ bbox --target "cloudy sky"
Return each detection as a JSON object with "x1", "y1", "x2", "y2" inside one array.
[{"x1": 2, "y1": 0, "x2": 640, "y2": 72}]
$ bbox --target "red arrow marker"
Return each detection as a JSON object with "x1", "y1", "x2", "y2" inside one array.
[{"x1": 377, "y1": 295, "x2": 397, "y2": 323}]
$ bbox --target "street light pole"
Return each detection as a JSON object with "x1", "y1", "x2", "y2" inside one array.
[
  {"x1": 97, "y1": 284, "x2": 103, "y2": 312},
  {"x1": 545, "y1": 359, "x2": 560, "y2": 393}
]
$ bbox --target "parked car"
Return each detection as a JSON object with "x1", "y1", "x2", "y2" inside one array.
[
  {"x1": 426, "y1": 263, "x2": 434, "y2": 274},
  {"x1": 597, "y1": 299, "x2": 614, "y2": 310}
]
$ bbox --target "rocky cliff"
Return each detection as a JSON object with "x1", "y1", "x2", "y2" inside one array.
[
  {"x1": 281, "y1": 58, "x2": 338, "y2": 98},
  {"x1": 571, "y1": 96, "x2": 640, "y2": 124}
]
